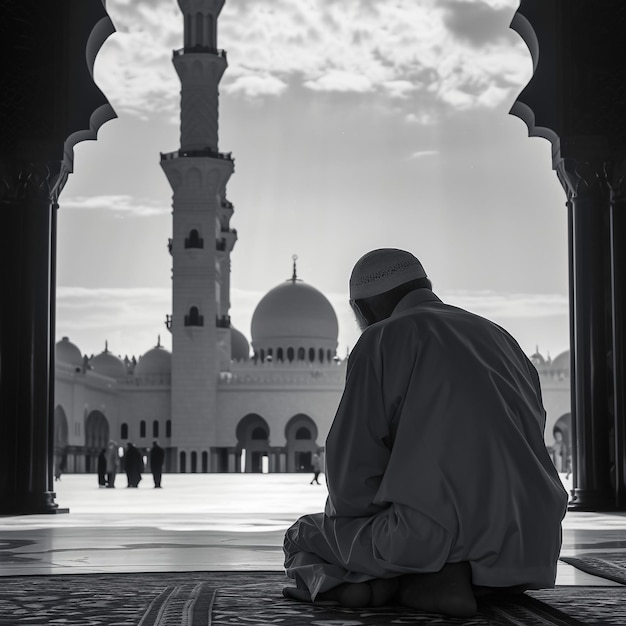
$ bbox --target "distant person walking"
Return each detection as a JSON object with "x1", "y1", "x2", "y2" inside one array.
[
  {"x1": 150, "y1": 441, "x2": 165, "y2": 488},
  {"x1": 97, "y1": 448, "x2": 107, "y2": 487},
  {"x1": 125, "y1": 443, "x2": 143, "y2": 488},
  {"x1": 105, "y1": 441, "x2": 120, "y2": 488},
  {"x1": 310, "y1": 452, "x2": 322, "y2": 485},
  {"x1": 54, "y1": 449, "x2": 67, "y2": 481}
]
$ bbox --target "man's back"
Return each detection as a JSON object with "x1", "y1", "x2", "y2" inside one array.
[
  {"x1": 324, "y1": 289, "x2": 568, "y2": 588},
  {"x1": 284, "y1": 250, "x2": 568, "y2": 615}
]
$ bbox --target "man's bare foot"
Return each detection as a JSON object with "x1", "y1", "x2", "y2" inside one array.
[
  {"x1": 368, "y1": 578, "x2": 400, "y2": 607},
  {"x1": 398, "y1": 562, "x2": 477, "y2": 617},
  {"x1": 316, "y1": 582, "x2": 371, "y2": 607},
  {"x1": 283, "y1": 577, "x2": 400, "y2": 608}
]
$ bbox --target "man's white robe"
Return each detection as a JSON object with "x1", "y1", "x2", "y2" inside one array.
[{"x1": 284, "y1": 290, "x2": 568, "y2": 599}]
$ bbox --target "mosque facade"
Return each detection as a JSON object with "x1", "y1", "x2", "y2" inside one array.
[{"x1": 53, "y1": 0, "x2": 571, "y2": 476}]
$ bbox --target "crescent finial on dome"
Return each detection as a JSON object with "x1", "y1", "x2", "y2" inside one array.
[{"x1": 291, "y1": 254, "x2": 298, "y2": 283}]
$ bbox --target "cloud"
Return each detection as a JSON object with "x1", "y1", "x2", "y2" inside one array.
[
  {"x1": 304, "y1": 71, "x2": 374, "y2": 93},
  {"x1": 409, "y1": 150, "x2": 439, "y2": 160},
  {"x1": 441, "y1": 0, "x2": 516, "y2": 48},
  {"x1": 56, "y1": 286, "x2": 171, "y2": 358},
  {"x1": 95, "y1": 0, "x2": 529, "y2": 119},
  {"x1": 56, "y1": 284, "x2": 569, "y2": 367},
  {"x1": 442, "y1": 290, "x2": 569, "y2": 320},
  {"x1": 222, "y1": 74, "x2": 289, "y2": 97},
  {"x1": 60, "y1": 195, "x2": 170, "y2": 217}
]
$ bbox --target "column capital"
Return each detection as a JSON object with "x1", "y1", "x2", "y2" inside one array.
[
  {"x1": 604, "y1": 157, "x2": 626, "y2": 203},
  {"x1": 555, "y1": 158, "x2": 606, "y2": 202},
  {"x1": 0, "y1": 159, "x2": 66, "y2": 205}
]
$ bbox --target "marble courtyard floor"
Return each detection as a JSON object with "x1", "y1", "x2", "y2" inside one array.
[{"x1": 0, "y1": 472, "x2": 624, "y2": 587}]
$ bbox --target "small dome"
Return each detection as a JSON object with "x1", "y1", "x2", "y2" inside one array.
[
  {"x1": 251, "y1": 280, "x2": 338, "y2": 347},
  {"x1": 90, "y1": 345, "x2": 126, "y2": 378},
  {"x1": 55, "y1": 337, "x2": 83, "y2": 367},
  {"x1": 231, "y1": 326, "x2": 250, "y2": 361},
  {"x1": 135, "y1": 344, "x2": 172, "y2": 376},
  {"x1": 530, "y1": 352, "x2": 545, "y2": 366},
  {"x1": 551, "y1": 350, "x2": 570, "y2": 371}
]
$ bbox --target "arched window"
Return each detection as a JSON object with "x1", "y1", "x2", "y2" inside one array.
[
  {"x1": 120, "y1": 423, "x2": 128, "y2": 440},
  {"x1": 166, "y1": 420, "x2": 172, "y2": 438},
  {"x1": 295, "y1": 427, "x2": 312, "y2": 440},
  {"x1": 153, "y1": 420, "x2": 159, "y2": 438},
  {"x1": 191, "y1": 451, "x2": 198, "y2": 473},
  {"x1": 327, "y1": 349, "x2": 332, "y2": 362},
  {"x1": 180, "y1": 451, "x2": 187, "y2": 473},
  {"x1": 308, "y1": 348, "x2": 315, "y2": 362},
  {"x1": 185, "y1": 306, "x2": 204, "y2": 326},
  {"x1": 277, "y1": 348, "x2": 284, "y2": 362},
  {"x1": 260, "y1": 349, "x2": 265, "y2": 362},
  {"x1": 202, "y1": 451, "x2": 209, "y2": 473},
  {"x1": 140, "y1": 420, "x2": 146, "y2": 438},
  {"x1": 251, "y1": 426, "x2": 268, "y2": 440},
  {"x1": 184, "y1": 228, "x2": 203, "y2": 249},
  {"x1": 287, "y1": 347, "x2": 294, "y2": 362},
  {"x1": 319, "y1": 348, "x2": 324, "y2": 363},
  {"x1": 297, "y1": 347, "x2": 305, "y2": 361}
]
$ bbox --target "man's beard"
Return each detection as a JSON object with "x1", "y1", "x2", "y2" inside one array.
[{"x1": 351, "y1": 303, "x2": 370, "y2": 332}]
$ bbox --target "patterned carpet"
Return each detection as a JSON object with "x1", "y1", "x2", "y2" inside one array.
[
  {"x1": 0, "y1": 571, "x2": 625, "y2": 625},
  {"x1": 560, "y1": 553, "x2": 626, "y2": 586}
]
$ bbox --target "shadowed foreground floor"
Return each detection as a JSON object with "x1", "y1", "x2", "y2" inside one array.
[{"x1": 0, "y1": 475, "x2": 625, "y2": 624}]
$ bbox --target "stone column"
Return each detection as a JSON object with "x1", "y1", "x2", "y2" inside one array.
[
  {"x1": 0, "y1": 164, "x2": 64, "y2": 513},
  {"x1": 556, "y1": 159, "x2": 614, "y2": 509},
  {"x1": 607, "y1": 159, "x2": 626, "y2": 507}
]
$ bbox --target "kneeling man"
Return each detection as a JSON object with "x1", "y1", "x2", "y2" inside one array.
[{"x1": 283, "y1": 248, "x2": 568, "y2": 617}]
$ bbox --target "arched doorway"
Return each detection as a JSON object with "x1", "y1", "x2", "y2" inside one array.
[
  {"x1": 84, "y1": 410, "x2": 110, "y2": 474},
  {"x1": 551, "y1": 413, "x2": 572, "y2": 474},
  {"x1": 53, "y1": 406, "x2": 69, "y2": 475},
  {"x1": 285, "y1": 414, "x2": 320, "y2": 472},
  {"x1": 236, "y1": 414, "x2": 270, "y2": 473}
]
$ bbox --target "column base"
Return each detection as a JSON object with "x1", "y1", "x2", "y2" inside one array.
[
  {"x1": 0, "y1": 491, "x2": 69, "y2": 515},
  {"x1": 567, "y1": 488, "x2": 616, "y2": 512}
]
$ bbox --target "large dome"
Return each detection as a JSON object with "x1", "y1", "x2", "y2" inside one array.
[
  {"x1": 251, "y1": 278, "x2": 338, "y2": 362},
  {"x1": 135, "y1": 344, "x2": 172, "y2": 376},
  {"x1": 90, "y1": 346, "x2": 126, "y2": 378},
  {"x1": 55, "y1": 336, "x2": 82, "y2": 367}
]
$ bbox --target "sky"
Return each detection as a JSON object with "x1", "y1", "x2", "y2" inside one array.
[{"x1": 57, "y1": 0, "x2": 570, "y2": 362}]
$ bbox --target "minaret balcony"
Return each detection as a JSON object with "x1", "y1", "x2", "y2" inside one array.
[
  {"x1": 160, "y1": 148, "x2": 234, "y2": 162},
  {"x1": 173, "y1": 46, "x2": 227, "y2": 62},
  {"x1": 216, "y1": 315, "x2": 231, "y2": 329}
]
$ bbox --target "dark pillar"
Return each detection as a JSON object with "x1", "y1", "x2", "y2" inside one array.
[
  {"x1": 510, "y1": 1, "x2": 626, "y2": 510},
  {"x1": 607, "y1": 162, "x2": 626, "y2": 507},
  {"x1": 556, "y1": 158, "x2": 613, "y2": 509},
  {"x1": 0, "y1": 167, "x2": 60, "y2": 513},
  {"x1": 0, "y1": 1, "x2": 115, "y2": 514}
]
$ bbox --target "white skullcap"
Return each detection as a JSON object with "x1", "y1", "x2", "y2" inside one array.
[{"x1": 349, "y1": 248, "x2": 427, "y2": 300}]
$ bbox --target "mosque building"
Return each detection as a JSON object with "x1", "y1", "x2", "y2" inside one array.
[
  {"x1": 53, "y1": 0, "x2": 571, "y2": 476},
  {"x1": 54, "y1": 0, "x2": 346, "y2": 475}
]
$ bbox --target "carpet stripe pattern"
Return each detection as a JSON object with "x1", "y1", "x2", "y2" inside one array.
[{"x1": 0, "y1": 572, "x2": 623, "y2": 625}]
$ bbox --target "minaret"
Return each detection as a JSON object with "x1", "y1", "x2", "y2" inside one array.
[{"x1": 160, "y1": 0, "x2": 237, "y2": 472}]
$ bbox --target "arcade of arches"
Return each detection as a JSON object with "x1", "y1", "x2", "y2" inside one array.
[
  {"x1": 208, "y1": 413, "x2": 323, "y2": 474},
  {"x1": 54, "y1": 407, "x2": 324, "y2": 475}
]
